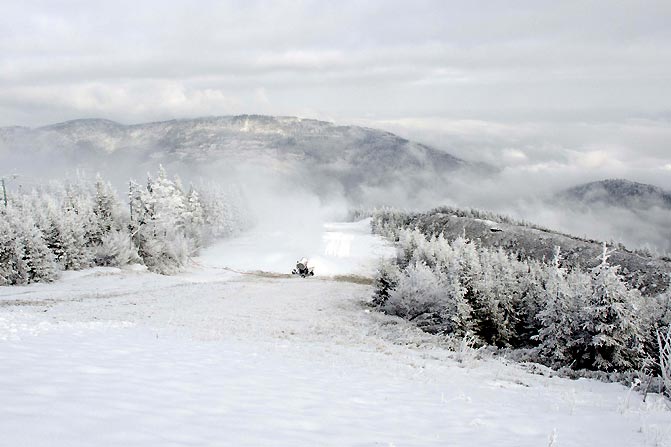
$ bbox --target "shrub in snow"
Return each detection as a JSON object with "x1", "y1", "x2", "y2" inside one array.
[
  {"x1": 383, "y1": 261, "x2": 446, "y2": 329},
  {"x1": 383, "y1": 259, "x2": 472, "y2": 335},
  {"x1": 94, "y1": 231, "x2": 141, "y2": 266},
  {"x1": 135, "y1": 230, "x2": 188, "y2": 275},
  {"x1": 454, "y1": 332, "x2": 482, "y2": 367}
]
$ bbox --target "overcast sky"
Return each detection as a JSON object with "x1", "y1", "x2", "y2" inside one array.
[{"x1": 1, "y1": 0, "x2": 670, "y2": 186}]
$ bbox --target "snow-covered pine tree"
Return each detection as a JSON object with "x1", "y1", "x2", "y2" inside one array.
[
  {"x1": 472, "y1": 247, "x2": 518, "y2": 347},
  {"x1": 410, "y1": 233, "x2": 437, "y2": 268},
  {"x1": 582, "y1": 244, "x2": 644, "y2": 372},
  {"x1": 536, "y1": 246, "x2": 587, "y2": 366},
  {"x1": 451, "y1": 236, "x2": 484, "y2": 332},
  {"x1": 397, "y1": 228, "x2": 428, "y2": 269},
  {"x1": 183, "y1": 186, "x2": 205, "y2": 252},
  {"x1": 129, "y1": 167, "x2": 192, "y2": 274},
  {"x1": 63, "y1": 180, "x2": 98, "y2": 247},
  {"x1": 92, "y1": 175, "x2": 121, "y2": 244},
  {"x1": 0, "y1": 212, "x2": 29, "y2": 285},
  {"x1": 6, "y1": 206, "x2": 57, "y2": 283},
  {"x1": 511, "y1": 258, "x2": 545, "y2": 348},
  {"x1": 433, "y1": 233, "x2": 473, "y2": 337},
  {"x1": 372, "y1": 259, "x2": 402, "y2": 306},
  {"x1": 57, "y1": 208, "x2": 92, "y2": 270}
]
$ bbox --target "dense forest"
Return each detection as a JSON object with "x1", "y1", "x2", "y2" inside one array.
[
  {"x1": 0, "y1": 166, "x2": 251, "y2": 284},
  {"x1": 369, "y1": 208, "x2": 671, "y2": 395}
]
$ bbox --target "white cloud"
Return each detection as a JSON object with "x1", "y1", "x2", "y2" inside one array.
[
  {"x1": 1, "y1": 0, "x2": 670, "y2": 126},
  {"x1": 574, "y1": 150, "x2": 613, "y2": 169},
  {"x1": 502, "y1": 149, "x2": 528, "y2": 164},
  {"x1": 0, "y1": 0, "x2": 669, "y2": 189},
  {"x1": 0, "y1": 81, "x2": 241, "y2": 124}
]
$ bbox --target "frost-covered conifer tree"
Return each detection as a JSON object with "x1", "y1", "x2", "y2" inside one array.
[
  {"x1": 537, "y1": 247, "x2": 586, "y2": 366},
  {"x1": 183, "y1": 186, "x2": 205, "y2": 251},
  {"x1": 6, "y1": 207, "x2": 57, "y2": 283},
  {"x1": 372, "y1": 259, "x2": 402, "y2": 307},
  {"x1": 432, "y1": 233, "x2": 474, "y2": 336},
  {"x1": 583, "y1": 244, "x2": 644, "y2": 372},
  {"x1": 129, "y1": 167, "x2": 192, "y2": 274},
  {"x1": 56, "y1": 208, "x2": 92, "y2": 270},
  {"x1": 511, "y1": 259, "x2": 545, "y2": 348},
  {"x1": 92, "y1": 175, "x2": 121, "y2": 244},
  {"x1": 397, "y1": 228, "x2": 425, "y2": 268},
  {"x1": 0, "y1": 213, "x2": 29, "y2": 285},
  {"x1": 473, "y1": 248, "x2": 518, "y2": 347}
]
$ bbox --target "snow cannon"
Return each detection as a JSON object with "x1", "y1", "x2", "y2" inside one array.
[{"x1": 292, "y1": 257, "x2": 314, "y2": 278}]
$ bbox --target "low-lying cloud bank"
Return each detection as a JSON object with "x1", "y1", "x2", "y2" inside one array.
[
  {"x1": 2, "y1": 114, "x2": 670, "y2": 256},
  {"x1": 357, "y1": 116, "x2": 671, "y2": 255}
]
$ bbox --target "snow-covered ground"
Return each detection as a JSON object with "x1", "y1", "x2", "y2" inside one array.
[{"x1": 1, "y1": 220, "x2": 670, "y2": 447}]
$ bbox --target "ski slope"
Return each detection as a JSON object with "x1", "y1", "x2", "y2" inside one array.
[
  {"x1": 197, "y1": 219, "x2": 394, "y2": 277},
  {"x1": 0, "y1": 220, "x2": 670, "y2": 447}
]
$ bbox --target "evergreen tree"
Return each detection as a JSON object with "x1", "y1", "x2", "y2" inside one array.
[
  {"x1": 537, "y1": 247, "x2": 586, "y2": 366},
  {"x1": 473, "y1": 248, "x2": 518, "y2": 347},
  {"x1": 7, "y1": 207, "x2": 57, "y2": 283},
  {"x1": 92, "y1": 175, "x2": 121, "y2": 244},
  {"x1": 511, "y1": 259, "x2": 545, "y2": 348},
  {"x1": 582, "y1": 244, "x2": 644, "y2": 372},
  {"x1": 183, "y1": 186, "x2": 205, "y2": 251},
  {"x1": 372, "y1": 260, "x2": 402, "y2": 307},
  {"x1": 433, "y1": 234, "x2": 474, "y2": 337},
  {"x1": 0, "y1": 214, "x2": 29, "y2": 285}
]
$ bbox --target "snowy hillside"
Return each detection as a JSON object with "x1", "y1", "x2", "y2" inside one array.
[
  {"x1": 1, "y1": 220, "x2": 670, "y2": 446},
  {"x1": 370, "y1": 207, "x2": 671, "y2": 296},
  {"x1": 0, "y1": 115, "x2": 487, "y2": 203}
]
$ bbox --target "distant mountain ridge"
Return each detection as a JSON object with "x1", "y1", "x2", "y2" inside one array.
[
  {"x1": 558, "y1": 178, "x2": 671, "y2": 210},
  {"x1": 0, "y1": 115, "x2": 488, "y2": 202}
]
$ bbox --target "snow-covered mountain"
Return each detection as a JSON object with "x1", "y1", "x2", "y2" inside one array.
[
  {"x1": 0, "y1": 115, "x2": 487, "y2": 202},
  {"x1": 557, "y1": 178, "x2": 671, "y2": 210}
]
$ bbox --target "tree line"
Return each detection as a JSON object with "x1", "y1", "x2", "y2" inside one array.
[
  {"x1": 370, "y1": 209, "x2": 671, "y2": 386},
  {"x1": 0, "y1": 167, "x2": 252, "y2": 284}
]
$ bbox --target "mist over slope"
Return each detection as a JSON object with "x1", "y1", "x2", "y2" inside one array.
[
  {"x1": 3, "y1": 115, "x2": 670, "y2": 254},
  {"x1": 558, "y1": 179, "x2": 671, "y2": 210},
  {"x1": 0, "y1": 115, "x2": 488, "y2": 206},
  {"x1": 538, "y1": 179, "x2": 671, "y2": 255}
]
